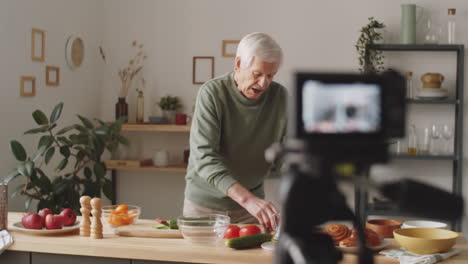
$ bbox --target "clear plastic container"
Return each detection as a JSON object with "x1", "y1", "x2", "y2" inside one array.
[
  {"x1": 177, "y1": 214, "x2": 230, "y2": 244},
  {"x1": 405, "y1": 72, "x2": 414, "y2": 99},
  {"x1": 407, "y1": 124, "x2": 418, "y2": 155}
]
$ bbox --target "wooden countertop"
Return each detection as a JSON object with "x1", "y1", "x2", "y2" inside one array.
[{"x1": 6, "y1": 212, "x2": 467, "y2": 264}]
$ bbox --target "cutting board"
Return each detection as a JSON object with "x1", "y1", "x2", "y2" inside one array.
[{"x1": 114, "y1": 219, "x2": 182, "y2": 238}]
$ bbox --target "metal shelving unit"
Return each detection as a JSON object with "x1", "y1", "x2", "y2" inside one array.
[{"x1": 356, "y1": 44, "x2": 464, "y2": 231}]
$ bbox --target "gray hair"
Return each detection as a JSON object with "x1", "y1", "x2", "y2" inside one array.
[{"x1": 236, "y1": 32, "x2": 283, "y2": 69}]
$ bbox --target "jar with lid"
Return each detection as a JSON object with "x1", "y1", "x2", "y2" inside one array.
[
  {"x1": 447, "y1": 8, "x2": 457, "y2": 44},
  {"x1": 405, "y1": 72, "x2": 414, "y2": 99}
]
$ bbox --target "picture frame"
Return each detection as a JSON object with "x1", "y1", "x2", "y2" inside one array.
[
  {"x1": 222, "y1": 40, "x2": 240, "y2": 57},
  {"x1": 193, "y1": 56, "x2": 215, "y2": 84},
  {"x1": 20, "y1": 76, "x2": 36, "y2": 97},
  {"x1": 46, "y1": 66, "x2": 60, "y2": 86},
  {"x1": 65, "y1": 35, "x2": 84, "y2": 69},
  {"x1": 31, "y1": 28, "x2": 45, "y2": 62}
]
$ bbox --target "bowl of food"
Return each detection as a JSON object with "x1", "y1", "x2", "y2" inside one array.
[
  {"x1": 102, "y1": 204, "x2": 141, "y2": 228},
  {"x1": 177, "y1": 214, "x2": 230, "y2": 244},
  {"x1": 366, "y1": 219, "x2": 402, "y2": 238},
  {"x1": 402, "y1": 220, "x2": 447, "y2": 229},
  {"x1": 393, "y1": 228, "x2": 458, "y2": 254}
]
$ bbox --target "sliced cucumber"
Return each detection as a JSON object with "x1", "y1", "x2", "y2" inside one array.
[{"x1": 225, "y1": 233, "x2": 273, "y2": 249}]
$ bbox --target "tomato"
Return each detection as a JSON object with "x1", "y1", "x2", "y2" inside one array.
[
  {"x1": 224, "y1": 225, "x2": 240, "y2": 239},
  {"x1": 239, "y1": 225, "x2": 261, "y2": 237}
]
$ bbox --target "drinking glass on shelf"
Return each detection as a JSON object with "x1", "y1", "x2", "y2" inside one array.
[
  {"x1": 420, "y1": 127, "x2": 431, "y2": 154},
  {"x1": 442, "y1": 124, "x2": 454, "y2": 154},
  {"x1": 429, "y1": 124, "x2": 442, "y2": 155}
]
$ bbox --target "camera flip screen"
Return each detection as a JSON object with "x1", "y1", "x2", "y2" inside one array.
[{"x1": 302, "y1": 80, "x2": 381, "y2": 134}]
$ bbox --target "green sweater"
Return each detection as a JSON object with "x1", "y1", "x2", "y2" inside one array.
[{"x1": 184, "y1": 72, "x2": 287, "y2": 210}]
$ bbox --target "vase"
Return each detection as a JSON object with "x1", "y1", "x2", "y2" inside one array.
[
  {"x1": 162, "y1": 110, "x2": 176, "y2": 124},
  {"x1": 136, "y1": 91, "x2": 144, "y2": 124},
  {"x1": 115, "y1": 97, "x2": 128, "y2": 122}
]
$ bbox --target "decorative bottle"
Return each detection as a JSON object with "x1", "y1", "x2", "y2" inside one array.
[
  {"x1": 115, "y1": 97, "x2": 128, "y2": 122},
  {"x1": 408, "y1": 124, "x2": 418, "y2": 155},
  {"x1": 447, "y1": 8, "x2": 456, "y2": 44},
  {"x1": 136, "y1": 91, "x2": 144, "y2": 124}
]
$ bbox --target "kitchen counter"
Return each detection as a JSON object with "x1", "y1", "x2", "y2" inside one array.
[{"x1": 4, "y1": 212, "x2": 468, "y2": 264}]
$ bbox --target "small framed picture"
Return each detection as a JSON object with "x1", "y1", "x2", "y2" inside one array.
[
  {"x1": 193, "y1": 56, "x2": 215, "y2": 84},
  {"x1": 20, "y1": 76, "x2": 36, "y2": 97},
  {"x1": 222, "y1": 40, "x2": 240, "y2": 57},
  {"x1": 46, "y1": 66, "x2": 60, "y2": 86},
  {"x1": 31, "y1": 28, "x2": 45, "y2": 62}
]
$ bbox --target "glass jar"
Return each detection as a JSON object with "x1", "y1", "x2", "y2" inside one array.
[
  {"x1": 407, "y1": 124, "x2": 418, "y2": 155},
  {"x1": 405, "y1": 72, "x2": 414, "y2": 99}
]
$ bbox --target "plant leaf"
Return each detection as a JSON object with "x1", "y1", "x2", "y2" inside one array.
[
  {"x1": 59, "y1": 146, "x2": 71, "y2": 158},
  {"x1": 93, "y1": 162, "x2": 106, "y2": 179},
  {"x1": 17, "y1": 163, "x2": 28, "y2": 177},
  {"x1": 32, "y1": 145, "x2": 47, "y2": 162},
  {"x1": 24, "y1": 126, "x2": 49, "y2": 134},
  {"x1": 94, "y1": 125, "x2": 109, "y2": 135},
  {"x1": 25, "y1": 161, "x2": 34, "y2": 177},
  {"x1": 32, "y1": 110, "x2": 49, "y2": 125},
  {"x1": 50, "y1": 102, "x2": 64, "y2": 123},
  {"x1": 77, "y1": 115, "x2": 94, "y2": 129},
  {"x1": 25, "y1": 197, "x2": 33, "y2": 210},
  {"x1": 84, "y1": 167, "x2": 92, "y2": 179},
  {"x1": 37, "y1": 135, "x2": 54, "y2": 150},
  {"x1": 56, "y1": 158, "x2": 68, "y2": 172},
  {"x1": 44, "y1": 147, "x2": 55, "y2": 165},
  {"x1": 117, "y1": 135, "x2": 129, "y2": 145},
  {"x1": 10, "y1": 140, "x2": 27, "y2": 161},
  {"x1": 4, "y1": 170, "x2": 20, "y2": 184},
  {"x1": 56, "y1": 125, "x2": 75, "y2": 135},
  {"x1": 11, "y1": 183, "x2": 25, "y2": 198}
]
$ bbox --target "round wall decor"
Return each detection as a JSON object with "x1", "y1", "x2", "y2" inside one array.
[{"x1": 65, "y1": 35, "x2": 84, "y2": 69}]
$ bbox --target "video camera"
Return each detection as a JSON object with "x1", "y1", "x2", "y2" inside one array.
[
  {"x1": 270, "y1": 70, "x2": 463, "y2": 264},
  {"x1": 292, "y1": 71, "x2": 406, "y2": 163}
]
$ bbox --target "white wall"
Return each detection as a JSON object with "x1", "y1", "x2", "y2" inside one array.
[{"x1": 0, "y1": 0, "x2": 103, "y2": 211}]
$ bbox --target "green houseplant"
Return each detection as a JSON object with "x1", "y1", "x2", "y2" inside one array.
[
  {"x1": 4, "y1": 102, "x2": 128, "y2": 213},
  {"x1": 356, "y1": 17, "x2": 386, "y2": 72},
  {"x1": 158, "y1": 95, "x2": 182, "y2": 123}
]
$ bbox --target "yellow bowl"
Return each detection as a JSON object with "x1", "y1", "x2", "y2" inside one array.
[{"x1": 393, "y1": 228, "x2": 458, "y2": 254}]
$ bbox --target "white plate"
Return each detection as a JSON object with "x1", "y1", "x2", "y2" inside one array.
[
  {"x1": 261, "y1": 241, "x2": 276, "y2": 251},
  {"x1": 336, "y1": 239, "x2": 391, "y2": 254},
  {"x1": 12, "y1": 221, "x2": 80, "y2": 235}
]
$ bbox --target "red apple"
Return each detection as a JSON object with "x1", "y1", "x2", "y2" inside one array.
[
  {"x1": 22, "y1": 213, "x2": 43, "y2": 229},
  {"x1": 59, "y1": 208, "x2": 77, "y2": 226},
  {"x1": 45, "y1": 214, "x2": 64, "y2": 230},
  {"x1": 38, "y1": 208, "x2": 53, "y2": 227}
]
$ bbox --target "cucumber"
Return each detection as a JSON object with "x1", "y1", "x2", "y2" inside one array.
[{"x1": 225, "y1": 233, "x2": 273, "y2": 249}]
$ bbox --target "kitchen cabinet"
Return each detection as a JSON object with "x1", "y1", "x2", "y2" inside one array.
[
  {"x1": 108, "y1": 124, "x2": 190, "y2": 204},
  {"x1": 356, "y1": 44, "x2": 464, "y2": 231}
]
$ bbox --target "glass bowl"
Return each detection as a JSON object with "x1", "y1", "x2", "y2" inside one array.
[
  {"x1": 102, "y1": 205, "x2": 141, "y2": 228},
  {"x1": 177, "y1": 214, "x2": 230, "y2": 244}
]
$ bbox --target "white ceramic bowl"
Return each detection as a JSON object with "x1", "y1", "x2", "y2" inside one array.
[{"x1": 402, "y1": 220, "x2": 447, "y2": 229}]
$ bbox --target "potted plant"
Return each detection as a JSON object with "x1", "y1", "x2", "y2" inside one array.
[
  {"x1": 4, "y1": 102, "x2": 128, "y2": 213},
  {"x1": 157, "y1": 95, "x2": 182, "y2": 123},
  {"x1": 355, "y1": 17, "x2": 386, "y2": 73}
]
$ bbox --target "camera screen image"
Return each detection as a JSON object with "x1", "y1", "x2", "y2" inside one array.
[{"x1": 302, "y1": 80, "x2": 381, "y2": 134}]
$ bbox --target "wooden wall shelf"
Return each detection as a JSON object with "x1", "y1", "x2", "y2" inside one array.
[
  {"x1": 121, "y1": 124, "x2": 190, "y2": 132},
  {"x1": 107, "y1": 164, "x2": 187, "y2": 173}
]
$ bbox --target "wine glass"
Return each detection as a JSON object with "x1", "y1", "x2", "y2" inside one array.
[
  {"x1": 442, "y1": 124, "x2": 454, "y2": 154},
  {"x1": 430, "y1": 124, "x2": 441, "y2": 155}
]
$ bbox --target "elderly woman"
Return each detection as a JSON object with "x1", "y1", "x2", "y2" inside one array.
[{"x1": 183, "y1": 32, "x2": 287, "y2": 230}]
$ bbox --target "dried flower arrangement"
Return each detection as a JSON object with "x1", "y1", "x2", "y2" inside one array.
[{"x1": 117, "y1": 41, "x2": 147, "y2": 98}]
